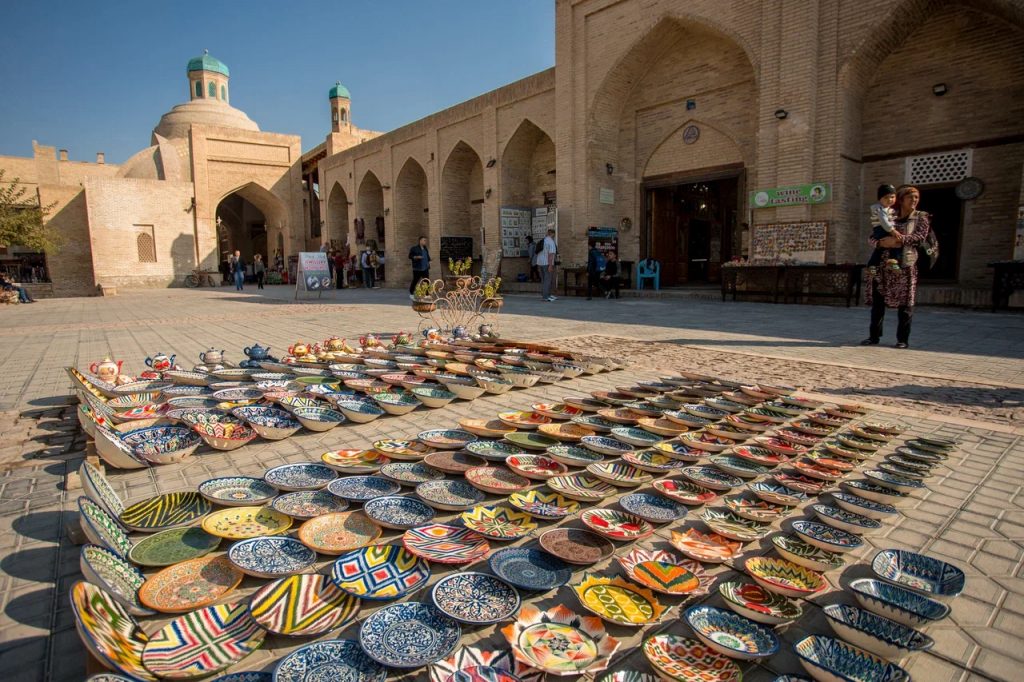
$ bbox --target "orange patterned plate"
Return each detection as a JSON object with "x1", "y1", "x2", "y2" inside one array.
[
  {"x1": 139, "y1": 554, "x2": 243, "y2": 613},
  {"x1": 670, "y1": 528, "x2": 743, "y2": 564}
]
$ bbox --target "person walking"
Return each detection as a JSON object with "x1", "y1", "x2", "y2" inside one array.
[
  {"x1": 537, "y1": 228, "x2": 558, "y2": 301},
  {"x1": 586, "y1": 243, "x2": 606, "y2": 300},
  {"x1": 408, "y1": 236, "x2": 431, "y2": 298},
  {"x1": 861, "y1": 185, "x2": 932, "y2": 349},
  {"x1": 360, "y1": 245, "x2": 376, "y2": 289},
  {"x1": 230, "y1": 250, "x2": 245, "y2": 291},
  {"x1": 334, "y1": 249, "x2": 347, "y2": 288},
  {"x1": 253, "y1": 254, "x2": 266, "y2": 289}
]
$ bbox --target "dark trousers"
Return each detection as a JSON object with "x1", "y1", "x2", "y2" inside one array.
[
  {"x1": 256, "y1": 271, "x2": 264, "y2": 289},
  {"x1": 869, "y1": 282, "x2": 913, "y2": 344},
  {"x1": 587, "y1": 272, "x2": 601, "y2": 299},
  {"x1": 362, "y1": 267, "x2": 374, "y2": 288},
  {"x1": 410, "y1": 269, "x2": 429, "y2": 294},
  {"x1": 600, "y1": 276, "x2": 621, "y2": 298}
]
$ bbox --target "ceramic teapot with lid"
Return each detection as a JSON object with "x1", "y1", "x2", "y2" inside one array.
[
  {"x1": 89, "y1": 357, "x2": 123, "y2": 383},
  {"x1": 322, "y1": 336, "x2": 348, "y2": 352},
  {"x1": 145, "y1": 352, "x2": 176, "y2": 372},
  {"x1": 243, "y1": 344, "x2": 271, "y2": 360},
  {"x1": 199, "y1": 348, "x2": 224, "y2": 365},
  {"x1": 288, "y1": 342, "x2": 317, "y2": 357}
]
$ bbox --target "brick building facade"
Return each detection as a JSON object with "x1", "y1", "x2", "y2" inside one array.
[{"x1": 3, "y1": 1, "x2": 1022, "y2": 303}]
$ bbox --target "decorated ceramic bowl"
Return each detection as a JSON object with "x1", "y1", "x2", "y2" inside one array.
[
  {"x1": 864, "y1": 469, "x2": 926, "y2": 493},
  {"x1": 684, "y1": 605, "x2": 780, "y2": 660},
  {"x1": 198, "y1": 476, "x2": 277, "y2": 507},
  {"x1": 201, "y1": 505, "x2": 293, "y2": 540},
  {"x1": 419, "y1": 428, "x2": 478, "y2": 450},
  {"x1": 621, "y1": 449, "x2": 686, "y2": 474},
  {"x1": 501, "y1": 604, "x2": 620, "y2": 676},
  {"x1": 794, "y1": 635, "x2": 911, "y2": 682},
  {"x1": 505, "y1": 431, "x2": 563, "y2": 451},
  {"x1": 701, "y1": 508, "x2": 769, "y2": 542},
  {"x1": 642, "y1": 634, "x2": 742, "y2": 682},
  {"x1": 507, "y1": 489, "x2": 580, "y2": 519},
  {"x1": 581, "y1": 508, "x2": 653, "y2": 541},
  {"x1": 334, "y1": 399, "x2": 385, "y2": 423},
  {"x1": 461, "y1": 505, "x2": 539, "y2": 540},
  {"x1": 121, "y1": 425, "x2": 203, "y2": 464},
  {"x1": 416, "y1": 479, "x2": 486, "y2": 511},
  {"x1": 488, "y1": 547, "x2": 572, "y2": 592},
  {"x1": 724, "y1": 497, "x2": 791, "y2": 523},
  {"x1": 823, "y1": 603, "x2": 934, "y2": 660},
  {"x1": 609, "y1": 427, "x2": 662, "y2": 448},
  {"x1": 506, "y1": 454, "x2": 569, "y2": 480},
  {"x1": 652, "y1": 477, "x2": 718, "y2": 506},
  {"x1": 538, "y1": 421, "x2": 598, "y2": 442},
  {"x1": 830, "y1": 490, "x2": 899, "y2": 521},
  {"x1": 227, "y1": 535, "x2": 316, "y2": 578},
  {"x1": 321, "y1": 448, "x2": 389, "y2": 474},
  {"x1": 539, "y1": 527, "x2": 615, "y2": 566},
  {"x1": 617, "y1": 547, "x2": 707, "y2": 597},
  {"x1": 709, "y1": 455, "x2": 769, "y2": 479},
  {"x1": 748, "y1": 480, "x2": 807, "y2": 506},
  {"x1": 273, "y1": 638, "x2": 384, "y2": 681},
  {"x1": 792, "y1": 519, "x2": 863, "y2": 554},
  {"x1": 69, "y1": 581, "x2": 151, "y2": 680},
  {"x1": 771, "y1": 534, "x2": 845, "y2": 572},
  {"x1": 403, "y1": 523, "x2": 490, "y2": 564},
  {"x1": 138, "y1": 554, "x2": 243, "y2": 613},
  {"x1": 362, "y1": 495, "x2": 435, "y2": 530},
  {"x1": 572, "y1": 414, "x2": 618, "y2": 433},
  {"x1": 79, "y1": 544, "x2": 155, "y2": 617},
  {"x1": 581, "y1": 435, "x2": 635, "y2": 456},
  {"x1": 586, "y1": 460, "x2": 652, "y2": 487},
  {"x1": 298, "y1": 510, "x2": 382, "y2": 555},
  {"x1": 117, "y1": 491, "x2": 211, "y2": 533},
  {"x1": 410, "y1": 386, "x2": 457, "y2": 408},
  {"x1": 465, "y1": 466, "x2": 532, "y2": 494},
  {"x1": 841, "y1": 479, "x2": 910, "y2": 504},
  {"x1": 811, "y1": 503, "x2": 882, "y2": 534},
  {"x1": 330, "y1": 544, "x2": 431, "y2": 600},
  {"x1": 546, "y1": 444, "x2": 604, "y2": 467},
  {"x1": 719, "y1": 580, "x2": 802, "y2": 625},
  {"x1": 871, "y1": 549, "x2": 966, "y2": 598},
  {"x1": 572, "y1": 574, "x2": 668, "y2": 627},
  {"x1": 359, "y1": 601, "x2": 462, "y2": 669},
  {"x1": 328, "y1": 475, "x2": 402, "y2": 502},
  {"x1": 498, "y1": 410, "x2": 553, "y2": 430},
  {"x1": 681, "y1": 465, "x2": 743, "y2": 491},
  {"x1": 431, "y1": 572, "x2": 522, "y2": 624},
  {"x1": 264, "y1": 462, "x2": 337, "y2": 491},
  {"x1": 380, "y1": 462, "x2": 446, "y2": 487},
  {"x1": 670, "y1": 528, "x2": 743, "y2": 563},
  {"x1": 744, "y1": 556, "x2": 827, "y2": 598},
  {"x1": 546, "y1": 474, "x2": 617, "y2": 502},
  {"x1": 191, "y1": 420, "x2": 258, "y2": 451},
  {"x1": 270, "y1": 490, "x2": 348, "y2": 520},
  {"x1": 849, "y1": 577, "x2": 951, "y2": 627}
]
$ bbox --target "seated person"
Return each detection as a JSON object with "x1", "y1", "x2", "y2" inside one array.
[
  {"x1": 599, "y1": 251, "x2": 623, "y2": 299},
  {"x1": 0, "y1": 274, "x2": 34, "y2": 303}
]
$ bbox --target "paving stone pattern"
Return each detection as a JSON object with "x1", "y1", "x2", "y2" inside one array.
[{"x1": 0, "y1": 287, "x2": 1022, "y2": 681}]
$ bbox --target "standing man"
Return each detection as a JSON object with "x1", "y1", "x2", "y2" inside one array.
[
  {"x1": 536, "y1": 228, "x2": 558, "y2": 301},
  {"x1": 230, "y1": 250, "x2": 245, "y2": 291},
  {"x1": 408, "y1": 235, "x2": 431, "y2": 298},
  {"x1": 586, "y1": 244, "x2": 606, "y2": 300}
]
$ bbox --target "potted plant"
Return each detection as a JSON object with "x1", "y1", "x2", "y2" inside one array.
[
  {"x1": 411, "y1": 280, "x2": 436, "y2": 313},
  {"x1": 445, "y1": 257, "x2": 474, "y2": 286},
  {"x1": 481, "y1": 276, "x2": 503, "y2": 310}
]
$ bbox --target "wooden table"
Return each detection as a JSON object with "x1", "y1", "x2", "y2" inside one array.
[
  {"x1": 722, "y1": 264, "x2": 864, "y2": 307},
  {"x1": 988, "y1": 261, "x2": 1024, "y2": 311}
]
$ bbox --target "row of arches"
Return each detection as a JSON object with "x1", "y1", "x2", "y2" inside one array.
[{"x1": 323, "y1": 120, "x2": 554, "y2": 273}]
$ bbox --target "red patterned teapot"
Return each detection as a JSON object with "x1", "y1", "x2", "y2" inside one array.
[
  {"x1": 89, "y1": 357, "x2": 123, "y2": 383},
  {"x1": 145, "y1": 352, "x2": 176, "y2": 372}
]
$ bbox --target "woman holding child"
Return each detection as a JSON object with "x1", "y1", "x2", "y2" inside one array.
[{"x1": 862, "y1": 185, "x2": 931, "y2": 349}]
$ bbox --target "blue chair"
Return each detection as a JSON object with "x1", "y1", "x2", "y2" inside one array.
[{"x1": 637, "y1": 259, "x2": 660, "y2": 290}]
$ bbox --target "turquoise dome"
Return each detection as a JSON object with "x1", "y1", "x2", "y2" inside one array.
[
  {"x1": 187, "y1": 51, "x2": 230, "y2": 77},
  {"x1": 329, "y1": 81, "x2": 350, "y2": 99}
]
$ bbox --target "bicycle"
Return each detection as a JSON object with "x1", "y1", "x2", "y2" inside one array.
[{"x1": 184, "y1": 269, "x2": 218, "y2": 287}]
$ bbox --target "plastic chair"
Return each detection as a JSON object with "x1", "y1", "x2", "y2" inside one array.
[{"x1": 637, "y1": 259, "x2": 660, "y2": 290}]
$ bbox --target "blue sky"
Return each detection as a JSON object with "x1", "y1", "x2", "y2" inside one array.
[{"x1": 0, "y1": 1, "x2": 555, "y2": 163}]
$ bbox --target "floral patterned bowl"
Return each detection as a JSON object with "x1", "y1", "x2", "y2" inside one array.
[
  {"x1": 642, "y1": 634, "x2": 742, "y2": 682},
  {"x1": 334, "y1": 399, "x2": 385, "y2": 423},
  {"x1": 581, "y1": 435, "x2": 635, "y2": 456},
  {"x1": 823, "y1": 603, "x2": 934, "y2": 660},
  {"x1": 122, "y1": 425, "x2": 203, "y2": 464},
  {"x1": 290, "y1": 405, "x2": 346, "y2": 431},
  {"x1": 871, "y1": 549, "x2": 966, "y2": 598},
  {"x1": 231, "y1": 405, "x2": 301, "y2": 440},
  {"x1": 849, "y1": 578, "x2": 951, "y2": 627},
  {"x1": 620, "y1": 492, "x2": 687, "y2": 523},
  {"x1": 719, "y1": 580, "x2": 803, "y2": 625},
  {"x1": 431, "y1": 572, "x2": 522, "y2": 624},
  {"x1": 794, "y1": 635, "x2": 911, "y2": 682},
  {"x1": 792, "y1": 519, "x2": 863, "y2": 554},
  {"x1": 744, "y1": 556, "x2": 827, "y2": 598},
  {"x1": 771, "y1": 534, "x2": 845, "y2": 572},
  {"x1": 419, "y1": 428, "x2": 478, "y2": 450},
  {"x1": 410, "y1": 386, "x2": 457, "y2": 407},
  {"x1": 684, "y1": 605, "x2": 780, "y2": 660}
]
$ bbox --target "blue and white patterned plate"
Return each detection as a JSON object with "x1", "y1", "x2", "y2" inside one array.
[
  {"x1": 794, "y1": 635, "x2": 910, "y2": 682},
  {"x1": 792, "y1": 520, "x2": 863, "y2": 554},
  {"x1": 363, "y1": 496, "x2": 436, "y2": 530},
  {"x1": 684, "y1": 605, "x2": 779, "y2": 660},
  {"x1": 416, "y1": 479, "x2": 486, "y2": 511},
  {"x1": 811, "y1": 504, "x2": 881, "y2": 534},
  {"x1": 864, "y1": 470, "x2": 926, "y2": 493},
  {"x1": 328, "y1": 476, "x2": 402, "y2": 502},
  {"x1": 581, "y1": 435, "x2": 635, "y2": 455},
  {"x1": 871, "y1": 549, "x2": 966, "y2": 598},
  {"x1": 359, "y1": 602, "x2": 461, "y2": 668},
  {"x1": 466, "y1": 440, "x2": 528, "y2": 462},
  {"x1": 264, "y1": 463, "x2": 338, "y2": 491},
  {"x1": 748, "y1": 481, "x2": 808, "y2": 506},
  {"x1": 228, "y1": 536, "x2": 317, "y2": 578},
  {"x1": 849, "y1": 578, "x2": 950, "y2": 627},
  {"x1": 830, "y1": 491, "x2": 898, "y2": 521},
  {"x1": 822, "y1": 604, "x2": 934, "y2": 660},
  {"x1": 380, "y1": 462, "x2": 446, "y2": 486},
  {"x1": 271, "y1": 490, "x2": 349, "y2": 519},
  {"x1": 546, "y1": 445, "x2": 603, "y2": 467},
  {"x1": 709, "y1": 455, "x2": 769, "y2": 479},
  {"x1": 331, "y1": 544, "x2": 432, "y2": 600},
  {"x1": 610, "y1": 427, "x2": 662, "y2": 447},
  {"x1": 620, "y1": 492, "x2": 687, "y2": 523},
  {"x1": 274, "y1": 639, "x2": 386, "y2": 682},
  {"x1": 488, "y1": 547, "x2": 572, "y2": 591},
  {"x1": 199, "y1": 476, "x2": 278, "y2": 507},
  {"x1": 418, "y1": 429, "x2": 478, "y2": 450},
  {"x1": 681, "y1": 465, "x2": 743, "y2": 491},
  {"x1": 431, "y1": 572, "x2": 521, "y2": 624},
  {"x1": 841, "y1": 479, "x2": 909, "y2": 504}
]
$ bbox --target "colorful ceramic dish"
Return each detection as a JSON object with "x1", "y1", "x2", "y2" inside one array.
[
  {"x1": 330, "y1": 544, "x2": 432, "y2": 600},
  {"x1": 359, "y1": 602, "x2": 462, "y2": 668},
  {"x1": 822, "y1": 603, "x2": 934, "y2": 660},
  {"x1": 416, "y1": 479, "x2": 487, "y2": 511},
  {"x1": 670, "y1": 528, "x2": 743, "y2": 563},
  {"x1": 652, "y1": 478, "x2": 718, "y2": 506},
  {"x1": 501, "y1": 604, "x2": 621, "y2": 677},
  {"x1": 581, "y1": 508, "x2": 654, "y2": 541},
  {"x1": 380, "y1": 462, "x2": 446, "y2": 486},
  {"x1": 363, "y1": 495, "x2": 436, "y2": 530},
  {"x1": 431, "y1": 572, "x2": 521, "y2": 624},
  {"x1": 586, "y1": 460, "x2": 653, "y2": 487},
  {"x1": 793, "y1": 635, "x2": 911, "y2": 682},
  {"x1": 458, "y1": 418, "x2": 517, "y2": 437},
  {"x1": 849, "y1": 577, "x2": 951, "y2": 627},
  {"x1": 227, "y1": 535, "x2": 317, "y2": 578},
  {"x1": 684, "y1": 605, "x2": 780, "y2": 662},
  {"x1": 141, "y1": 601, "x2": 264, "y2": 679},
  {"x1": 127, "y1": 526, "x2": 221, "y2": 567},
  {"x1": 748, "y1": 480, "x2": 807, "y2": 506},
  {"x1": 709, "y1": 455, "x2": 769, "y2": 479},
  {"x1": 270, "y1": 490, "x2": 347, "y2": 519},
  {"x1": 546, "y1": 474, "x2": 617, "y2": 501},
  {"x1": 830, "y1": 490, "x2": 899, "y2": 521},
  {"x1": 201, "y1": 506, "x2": 292, "y2": 540},
  {"x1": 423, "y1": 450, "x2": 487, "y2": 474},
  {"x1": 642, "y1": 634, "x2": 742, "y2": 682},
  {"x1": 372, "y1": 439, "x2": 435, "y2": 461},
  {"x1": 79, "y1": 544, "x2": 155, "y2": 617},
  {"x1": 546, "y1": 445, "x2": 604, "y2": 467},
  {"x1": 402, "y1": 523, "x2": 491, "y2": 564},
  {"x1": 505, "y1": 454, "x2": 569, "y2": 481},
  {"x1": 198, "y1": 476, "x2": 277, "y2": 507},
  {"x1": 538, "y1": 421, "x2": 597, "y2": 442},
  {"x1": 488, "y1": 547, "x2": 573, "y2": 592},
  {"x1": 720, "y1": 579, "x2": 802, "y2": 626},
  {"x1": 504, "y1": 431, "x2": 561, "y2": 451},
  {"x1": 418, "y1": 429, "x2": 478, "y2": 450},
  {"x1": 297, "y1": 510, "x2": 381, "y2": 555},
  {"x1": 69, "y1": 582, "x2": 152, "y2": 681},
  {"x1": 792, "y1": 519, "x2": 864, "y2": 554},
  {"x1": 273, "y1": 639, "x2": 386, "y2": 682},
  {"x1": 461, "y1": 505, "x2": 538, "y2": 540},
  {"x1": 811, "y1": 503, "x2": 882, "y2": 534},
  {"x1": 619, "y1": 492, "x2": 687, "y2": 523},
  {"x1": 681, "y1": 465, "x2": 742, "y2": 491},
  {"x1": 247, "y1": 573, "x2": 359, "y2": 637},
  {"x1": 744, "y1": 556, "x2": 827, "y2": 598},
  {"x1": 871, "y1": 549, "x2": 966, "y2": 598},
  {"x1": 78, "y1": 497, "x2": 133, "y2": 558},
  {"x1": 700, "y1": 508, "x2": 769, "y2": 542},
  {"x1": 327, "y1": 475, "x2": 402, "y2": 502},
  {"x1": 724, "y1": 496, "x2": 792, "y2": 522},
  {"x1": 539, "y1": 528, "x2": 615, "y2": 566},
  {"x1": 498, "y1": 410, "x2": 553, "y2": 430},
  {"x1": 621, "y1": 449, "x2": 686, "y2": 473},
  {"x1": 138, "y1": 554, "x2": 243, "y2": 613},
  {"x1": 572, "y1": 574, "x2": 667, "y2": 626},
  {"x1": 580, "y1": 435, "x2": 635, "y2": 456},
  {"x1": 771, "y1": 534, "x2": 845, "y2": 572},
  {"x1": 617, "y1": 547, "x2": 706, "y2": 597}
]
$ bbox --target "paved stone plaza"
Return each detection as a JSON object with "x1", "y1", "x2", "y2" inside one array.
[{"x1": 1, "y1": 287, "x2": 1023, "y2": 681}]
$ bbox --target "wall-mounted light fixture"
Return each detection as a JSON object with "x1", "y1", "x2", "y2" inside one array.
[
  {"x1": 485, "y1": 188, "x2": 492, "y2": 199},
  {"x1": 686, "y1": 99, "x2": 696, "y2": 111},
  {"x1": 774, "y1": 109, "x2": 788, "y2": 120},
  {"x1": 486, "y1": 158, "x2": 496, "y2": 168},
  {"x1": 383, "y1": 208, "x2": 390, "y2": 216},
  {"x1": 429, "y1": 152, "x2": 434, "y2": 161},
  {"x1": 347, "y1": 200, "x2": 353, "y2": 205},
  {"x1": 606, "y1": 163, "x2": 614, "y2": 175},
  {"x1": 186, "y1": 197, "x2": 196, "y2": 213},
  {"x1": 381, "y1": 184, "x2": 391, "y2": 190},
  {"x1": 932, "y1": 83, "x2": 948, "y2": 96}
]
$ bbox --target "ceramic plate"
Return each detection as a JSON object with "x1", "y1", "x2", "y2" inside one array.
[
  {"x1": 465, "y1": 466, "x2": 532, "y2": 494},
  {"x1": 373, "y1": 439, "x2": 435, "y2": 461},
  {"x1": 359, "y1": 602, "x2": 461, "y2": 668},
  {"x1": 460, "y1": 505, "x2": 538, "y2": 540},
  {"x1": 642, "y1": 634, "x2": 742, "y2": 682},
  {"x1": 264, "y1": 463, "x2": 338, "y2": 491},
  {"x1": 70, "y1": 582, "x2": 153, "y2": 681},
  {"x1": 273, "y1": 639, "x2": 386, "y2": 682},
  {"x1": 506, "y1": 454, "x2": 569, "y2": 480},
  {"x1": 424, "y1": 450, "x2": 487, "y2": 474},
  {"x1": 581, "y1": 508, "x2": 654, "y2": 541},
  {"x1": 684, "y1": 605, "x2": 779, "y2": 660},
  {"x1": 322, "y1": 449, "x2": 390, "y2": 473},
  {"x1": 745, "y1": 556, "x2": 827, "y2": 598},
  {"x1": 538, "y1": 528, "x2": 614, "y2": 565},
  {"x1": 199, "y1": 477, "x2": 278, "y2": 507},
  {"x1": 142, "y1": 602, "x2": 264, "y2": 679},
  {"x1": 670, "y1": 529, "x2": 743, "y2": 563},
  {"x1": 794, "y1": 635, "x2": 910, "y2": 682},
  {"x1": 330, "y1": 544, "x2": 432, "y2": 600},
  {"x1": 546, "y1": 445, "x2": 603, "y2": 467},
  {"x1": 681, "y1": 466, "x2": 742, "y2": 491},
  {"x1": 504, "y1": 431, "x2": 561, "y2": 451},
  {"x1": 380, "y1": 462, "x2": 446, "y2": 486},
  {"x1": 363, "y1": 495, "x2": 436, "y2": 530},
  {"x1": 573, "y1": 574, "x2": 667, "y2": 626},
  {"x1": 619, "y1": 492, "x2": 687, "y2": 523},
  {"x1": 724, "y1": 497, "x2": 792, "y2": 522},
  {"x1": 466, "y1": 441, "x2": 529, "y2": 462},
  {"x1": 227, "y1": 535, "x2": 317, "y2": 578},
  {"x1": 431, "y1": 572, "x2": 521, "y2": 624},
  {"x1": 201, "y1": 506, "x2": 293, "y2": 540},
  {"x1": 78, "y1": 497, "x2": 132, "y2": 558},
  {"x1": 871, "y1": 549, "x2": 966, "y2": 597},
  {"x1": 416, "y1": 479, "x2": 486, "y2": 511},
  {"x1": 617, "y1": 547, "x2": 707, "y2": 597},
  {"x1": 500, "y1": 604, "x2": 620, "y2": 676},
  {"x1": 546, "y1": 474, "x2": 617, "y2": 501},
  {"x1": 652, "y1": 478, "x2": 718, "y2": 506},
  {"x1": 327, "y1": 476, "x2": 402, "y2": 502},
  {"x1": 771, "y1": 534, "x2": 845, "y2": 572},
  {"x1": 248, "y1": 573, "x2": 359, "y2": 636},
  {"x1": 138, "y1": 554, "x2": 243, "y2": 613},
  {"x1": 271, "y1": 490, "x2": 348, "y2": 519},
  {"x1": 792, "y1": 519, "x2": 863, "y2": 554},
  {"x1": 621, "y1": 449, "x2": 686, "y2": 473},
  {"x1": 418, "y1": 429, "x2": 478, "y2": 450},
  {"x1": 80, "y1": 544, "x2": 155, "y2": 617},
  {"x1": 488, "y1": 547, "x2": 572, "y2": 591},
  {"x1": 428, "y1": 646, "x2": 543, "y2": 682},
  {"x1": 849, "y1": 578, "x2": 951, "y2": 627},
  {"x1": 700, "y1": 508, "x2": 770, "y2": 542},
  {"x1": 719, "y1": 580, "x2": 803, "y2": 625},
  {"x1": 507, "y1": 490, "x2": 580, "y2": 519},
  {"x1": 822, "y1": 603, "x2": 934, "y2": 660},
  {"x1": 298, "y1": 510, "x2": 381, "y2": 555},
  {"x1": 586, "y1": 460, "x2": 652, "y2": 487},
  {"x1": 127, "y1": 527, "x2": 221, "y2": 567},
  {"x1": 748, "y1": 480, "x2": 807, "y2": 506},
  {"x1": 403, "y1": 524, "x2": 490, "y2": 564}
]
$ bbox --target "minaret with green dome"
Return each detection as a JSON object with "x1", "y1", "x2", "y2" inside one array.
[
  {"x1": 329, "y1": 81, "x2": 351, "y2": 133},
  {"x1": 188, "y1": 50, "x2": 231, "y2": 103}
]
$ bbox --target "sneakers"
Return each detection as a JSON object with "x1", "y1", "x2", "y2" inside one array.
[
  {"x1": 548, "y1": 295, "x2": 558, "y2": 301},
  {"x1": 409, "y1": 294, "x2": 415, "y2": 300}
]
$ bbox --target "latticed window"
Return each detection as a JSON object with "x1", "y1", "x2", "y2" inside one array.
[
  {"x1": 906, "y1": 150, "x2": 972, "y2": 185},
  {"x1": 208, "y1": 81, "x2": 217, "y2": 98},
  {"x1": 221, "y1": 84, "x2": 227, "y2": 101},
  {"x1": 136, "y1": 232, "x2": 157, "y2": 263},
  {"x1": 195, "y1": 81, "x2": 202, "y2": 98}
]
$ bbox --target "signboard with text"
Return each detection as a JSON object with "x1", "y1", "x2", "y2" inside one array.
[
  {"x1": 294, "y1": 252, "x2": 332, "y2": 299},
  {"x1": 750, "y1": 183, "x2": 831, "y2": 208}
]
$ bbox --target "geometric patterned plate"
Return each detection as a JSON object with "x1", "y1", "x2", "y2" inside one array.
[
  {"x1": 326, "y1": 476, "x2": 403, "y2": 502},
  {"x1": 273, "y1": 639, "x2": 386, "y2": 682},
  {"x1": 141, "y1": 602, "x2": 265, "y2": 679},
  {"x1": 127, "y1": 527, "x2": 222, "y2": 567},
  {"x1": 616, "y1": 547, "x2": 704, "y2": 596},
  {"x1": 652, "y1": 478, "x2": 718, "y2": 506},
  {"x1": 460, "y1": 506, "x2": 539, "y2": 540},
  {"x1": 402, "y1": 524, "x2": 491, "y2": 565},
  {"x1": 619, "y1": 492, "x2": 687, "y2": 523},
  {"x1": 201, "y1": 506, "x2": 293, "y2": 540},
  {"x1": 642, "y1": 634, "x2": 742, "y2": 682},
  {"x1": 428, "y1": 645, "x2": 544, "y2": 682},
  {"x1": 270, "y1": 491, "x2": 349, "y2": 520},
  {"x1": 670, "y1": 529, "x2": 743, "y2": 564},
  {"x1": 297, "y1": 511, "x2": 382, "y2": 555},
  {"x1": 118, "y1": 492, "x2": 212, "y2": 533},
  {"x1": 572, "y1": 574, "x2": 668, "y2": 626},
  {"x1": 247, "y1": 573, "x2": 360, "y2": 636},
  {"x1": 138, "y1": 555, "x2": 244, "y2": 614},
  {"x1": 500, "y1": 603, "x2": 621, "y2": 676},
  {"x1": 70, "y1": 581, "x2": 154, "y2": 681},
  {"x1": 580, "y1": 508, "x2": 653, "y2": 541},
  {"x1": 330, "y1": 544, "x2": 432, "y2": 600}
]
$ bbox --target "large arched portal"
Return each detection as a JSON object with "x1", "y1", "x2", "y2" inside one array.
[
  {"x1": 500, "y1": 120, "x2": 555, "y2": 278},
  {"x1": 357, "y1": 171, "x2": 385, "y2": 283},
  {"x1": 326, "y1": 183, "x2": 350, "y2": 249},
  {"x1": 394, "y1": 158, "x2": 429, "y2": 263},
  {"x1": 214, "y1": 183, "x2": 287, "y2": 274},
  {"x1": 441, "y1": 141, "x2": 484, "y2": 275},
  {"x1": 589, "y1": 17, "x2": 756, "y2": 285}
]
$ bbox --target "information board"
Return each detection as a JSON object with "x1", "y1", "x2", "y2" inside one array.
[
  {"x1": 500, "y1": 207, "x2": 532, "y2": 257},
  {"x1": 440, "y1": 236, "x2": 473, "y2": 261},
  {"x1": 294, "y1": 252, "x2": 332, "y2": 299}
]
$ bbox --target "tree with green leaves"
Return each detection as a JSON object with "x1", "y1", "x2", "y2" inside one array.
[{"x1": 0, "y1": 169, "x2": 61, "y2": 252}]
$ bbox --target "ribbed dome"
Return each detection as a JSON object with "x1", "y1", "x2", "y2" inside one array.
[
  {"x1": 329, "y1": 81, "x2": 350, "y2": 99},
  {"x1": 187, "y1": 51, "x2": 230, "y2": 77},
  {"x1": 153, "y1": 99, "x2": 259, "y2": 140}
]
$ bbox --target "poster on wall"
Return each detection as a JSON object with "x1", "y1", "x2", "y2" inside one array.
[
  {"x1": 500, "y1": 207, "x2": 532, "y2": 257},
  {"x1": 294, "y1": 252, "x2": 332, "y2": 300},
  {"x1": 750, "y1": 221, "x2": 828, "y2": 264},
  {"x1": 750, "y1": 183, "x2": 831, "y2": 208},
  {"x1": 532, "y1": 206, "x2": 557, "y2": 242}
]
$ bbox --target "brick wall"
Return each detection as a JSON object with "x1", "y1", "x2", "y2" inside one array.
[{"x1": 37, "y1": 185, "x2": 95, "y2": 296}]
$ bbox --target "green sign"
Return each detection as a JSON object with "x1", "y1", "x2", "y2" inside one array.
[{"x1": 750, "y1": 183, "x2": 831, "y2": 208}]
